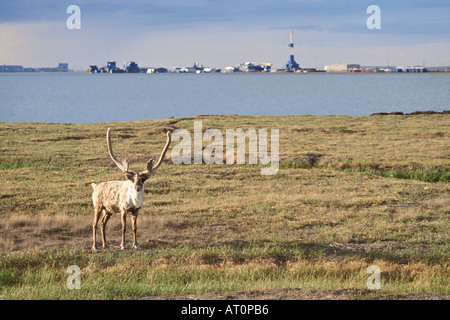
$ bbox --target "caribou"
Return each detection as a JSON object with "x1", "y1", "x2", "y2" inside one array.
[{"x1": 91, "y1": 128, "x2": 171, "y2": 250}]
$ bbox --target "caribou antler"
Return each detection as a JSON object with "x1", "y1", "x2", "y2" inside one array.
[
  {"x1": 107, "y1": 128, "x2": 171, "y2": 175},
  {"x1": 142, "y1": 131, "x2": 172, "y2": 174},
  {"x1": 106, "y1": 128, "x2": 134, "y2": 174}
]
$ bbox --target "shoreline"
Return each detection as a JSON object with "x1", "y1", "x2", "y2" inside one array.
[
  {"x1": 1, "y1": 71, "x2": 450, "y2": 75},
  {"x1": 0, "y1": 112, "x2": 448, "y2": 126}
]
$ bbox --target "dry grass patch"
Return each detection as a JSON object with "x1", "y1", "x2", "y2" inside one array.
[{"x1": 0, "y1": 214, "x2": 91, "y2": 252}]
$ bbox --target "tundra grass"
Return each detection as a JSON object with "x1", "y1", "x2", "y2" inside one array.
[
  {"x1": 0, "y1": 114, "x2": 449, "y2": 299},
  {"x1": 1, "y1": 246, "x2": 448, "y2": 299}
]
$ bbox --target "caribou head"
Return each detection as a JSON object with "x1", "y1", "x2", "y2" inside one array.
[{"x1": 106, "y1": 127, "x2": 171, "y2": 190}]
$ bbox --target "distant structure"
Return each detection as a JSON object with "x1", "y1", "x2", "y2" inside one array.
[
  {"x1": 57, "y1": 63, "x2": 69, "y2": 72},
  {"x1": 32, "y1": 63, "x2": 68, "y2": 73},
  {"x1": 324, "y1": 64, "x2": 361, "y2": 72},
  {"x1": 124, "y1": 61, "x2": 140, "y2": 73},
  {"x1": 107, "y1": 61, "x2": 115, "y2": 72},
  {"x1": 146, "y1": 67, "x2": 168, "y2": 74},
  {"x1": 236, "y1": 62, "x2": 271, "y2": 72},
  {"x1": 0, "y1": 65, "x2": 24, "y2": 72},
  {"x1": 88, "y1": 65, "x2": 99, "y2": 73},
  {"x1": 107, "y1": 61, "x2": 125, "y2": 73},
  {"x1": 171, "y1": 62, "x2": 220, "y2": 73},
  {"x1": 223, "y1": 66, "x2": 239, "y2": 73},
  {"x1": 396, "y1": 66, "x2": 427, "y2": 73},
  {"x1": 0, "y1": 63, "x2": 68, "y2": 73},
  {"x1": 285, "y1": 30, "x2": 300, "y2": 72}
]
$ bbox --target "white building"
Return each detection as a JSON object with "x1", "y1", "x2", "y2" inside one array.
[
  {"x1": 203, "y1": 67, "x2": 217, "y2": 73},
  {"x1": 325, "y1": 64, "x2": 361, "y2": 72}
]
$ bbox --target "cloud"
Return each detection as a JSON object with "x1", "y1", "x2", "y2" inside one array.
[
  {"x1": 269, "y1": 25, "x2": 324, "y2": 31},
  {"x1": 0, "y1": 0, "x2": 449, "y2": 68}
]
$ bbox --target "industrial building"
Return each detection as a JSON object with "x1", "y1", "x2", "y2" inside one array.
[
  {"x1": 106, "y1": 61, "x2": 124, "y2": 73},
  {"x1": 284, "y1": 30, "x2": 300, "y2": 71},
  {"x1": 88, "y1": 61, "x2": 125, "y2": 73},
  {"x1": 239, "y1": 62, "x2": 263, "y2": 72},
  {"x1": 88, "y1": 65, "x2": 99, "y2": 73},
  {"x1": 324, "y1": 64, "x2": 361, "y2": 72},
  {"x1": 56, "y1": 63, "x2": 69, "y2": 72},
  {"x1": 397, "y1": 66, "x2": 427, "y2": 73},
  {"x1": 180, "y1": 67, "x2": 197, "y2": 73},
  {"x1": 30, "y1": 63, "x2": 69, "y2": 72},
  {"x1": 223, "y1": 66, "x2": 239, "y2": 73},
  {"x1": 0, "y1": 63, "x2": 68, "y2": 73},
  {"x1": 146, "y1": 67, "x2": 168, "y2": 74},
  {"x1": 170, "y1": 63, "x2": 220, "y2": 73},
  {"x1": 375, "y1": 66, "x2": 428, "y2": 73},
  {"x1": 202, "y1": 67, "x2": 218, "y2": 73},
  {"x1": 124, "y1": 61, "x2": 140, "y2": 73},
  {"x1": 89, "y1": 61, "x2": 145, "y2": 73},
  {"x1": 236, "y1": 62, "x2": 271, "y2": 72},
  {"x1": 0, "y1": 65, "x2": 24, "y2": 72}
]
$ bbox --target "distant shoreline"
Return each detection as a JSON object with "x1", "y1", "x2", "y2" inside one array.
[
  {"x1": 1, "y1": 71, "x2": 450, "y2": 75},
  {"x1": 370, "y1": 110, "x2": 450, "y2": 116},
  {"x1": 1, "y1": 113, "x2": 448, "y2": 126}
]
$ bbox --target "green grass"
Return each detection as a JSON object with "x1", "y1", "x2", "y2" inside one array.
[
  {"x1": 280, "y1": 159, "x2": 449, "y2": 183},
  {"x1": 0, "y1": 161, "x2": 65, "y2": 171},
  {"x1": 335, "y1": 162, "x2": 450, "y2": 183},
  {"x1": 1, "y1": 245, "x2": 448, "y2": 299},
  {"x1": 377, "y1": 168, "x2": 450, "y2": 182}
]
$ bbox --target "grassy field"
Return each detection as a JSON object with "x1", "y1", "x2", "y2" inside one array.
[{"x1": 0, "y1": 114, "x2": 449, "y2": 299}]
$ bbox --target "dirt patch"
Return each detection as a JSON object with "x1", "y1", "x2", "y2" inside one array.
[{"x1": 139, "y1": 287, "x2": 449, "y2": 300}]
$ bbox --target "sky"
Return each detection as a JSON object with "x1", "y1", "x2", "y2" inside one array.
[{"x1": 1, "y1": 0, "x2": 449, "y2": 70}]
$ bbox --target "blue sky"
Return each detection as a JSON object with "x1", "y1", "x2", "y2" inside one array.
[{"x1": 1, "y1": 0, "x2": 449, "y2": 69}]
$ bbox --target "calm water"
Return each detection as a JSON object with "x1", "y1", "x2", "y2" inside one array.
[{"x1": 0, "y1": 73, "x2": 449, "y2": 123}]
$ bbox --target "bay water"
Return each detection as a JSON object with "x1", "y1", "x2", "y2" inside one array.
[{"x1": 0, "y1": 73, "x2": 448, "y2": 124}]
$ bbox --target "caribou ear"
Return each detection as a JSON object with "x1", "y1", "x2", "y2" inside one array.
[{"x1": 125, "y1": 173, "x2": 134, "y2": 181}]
